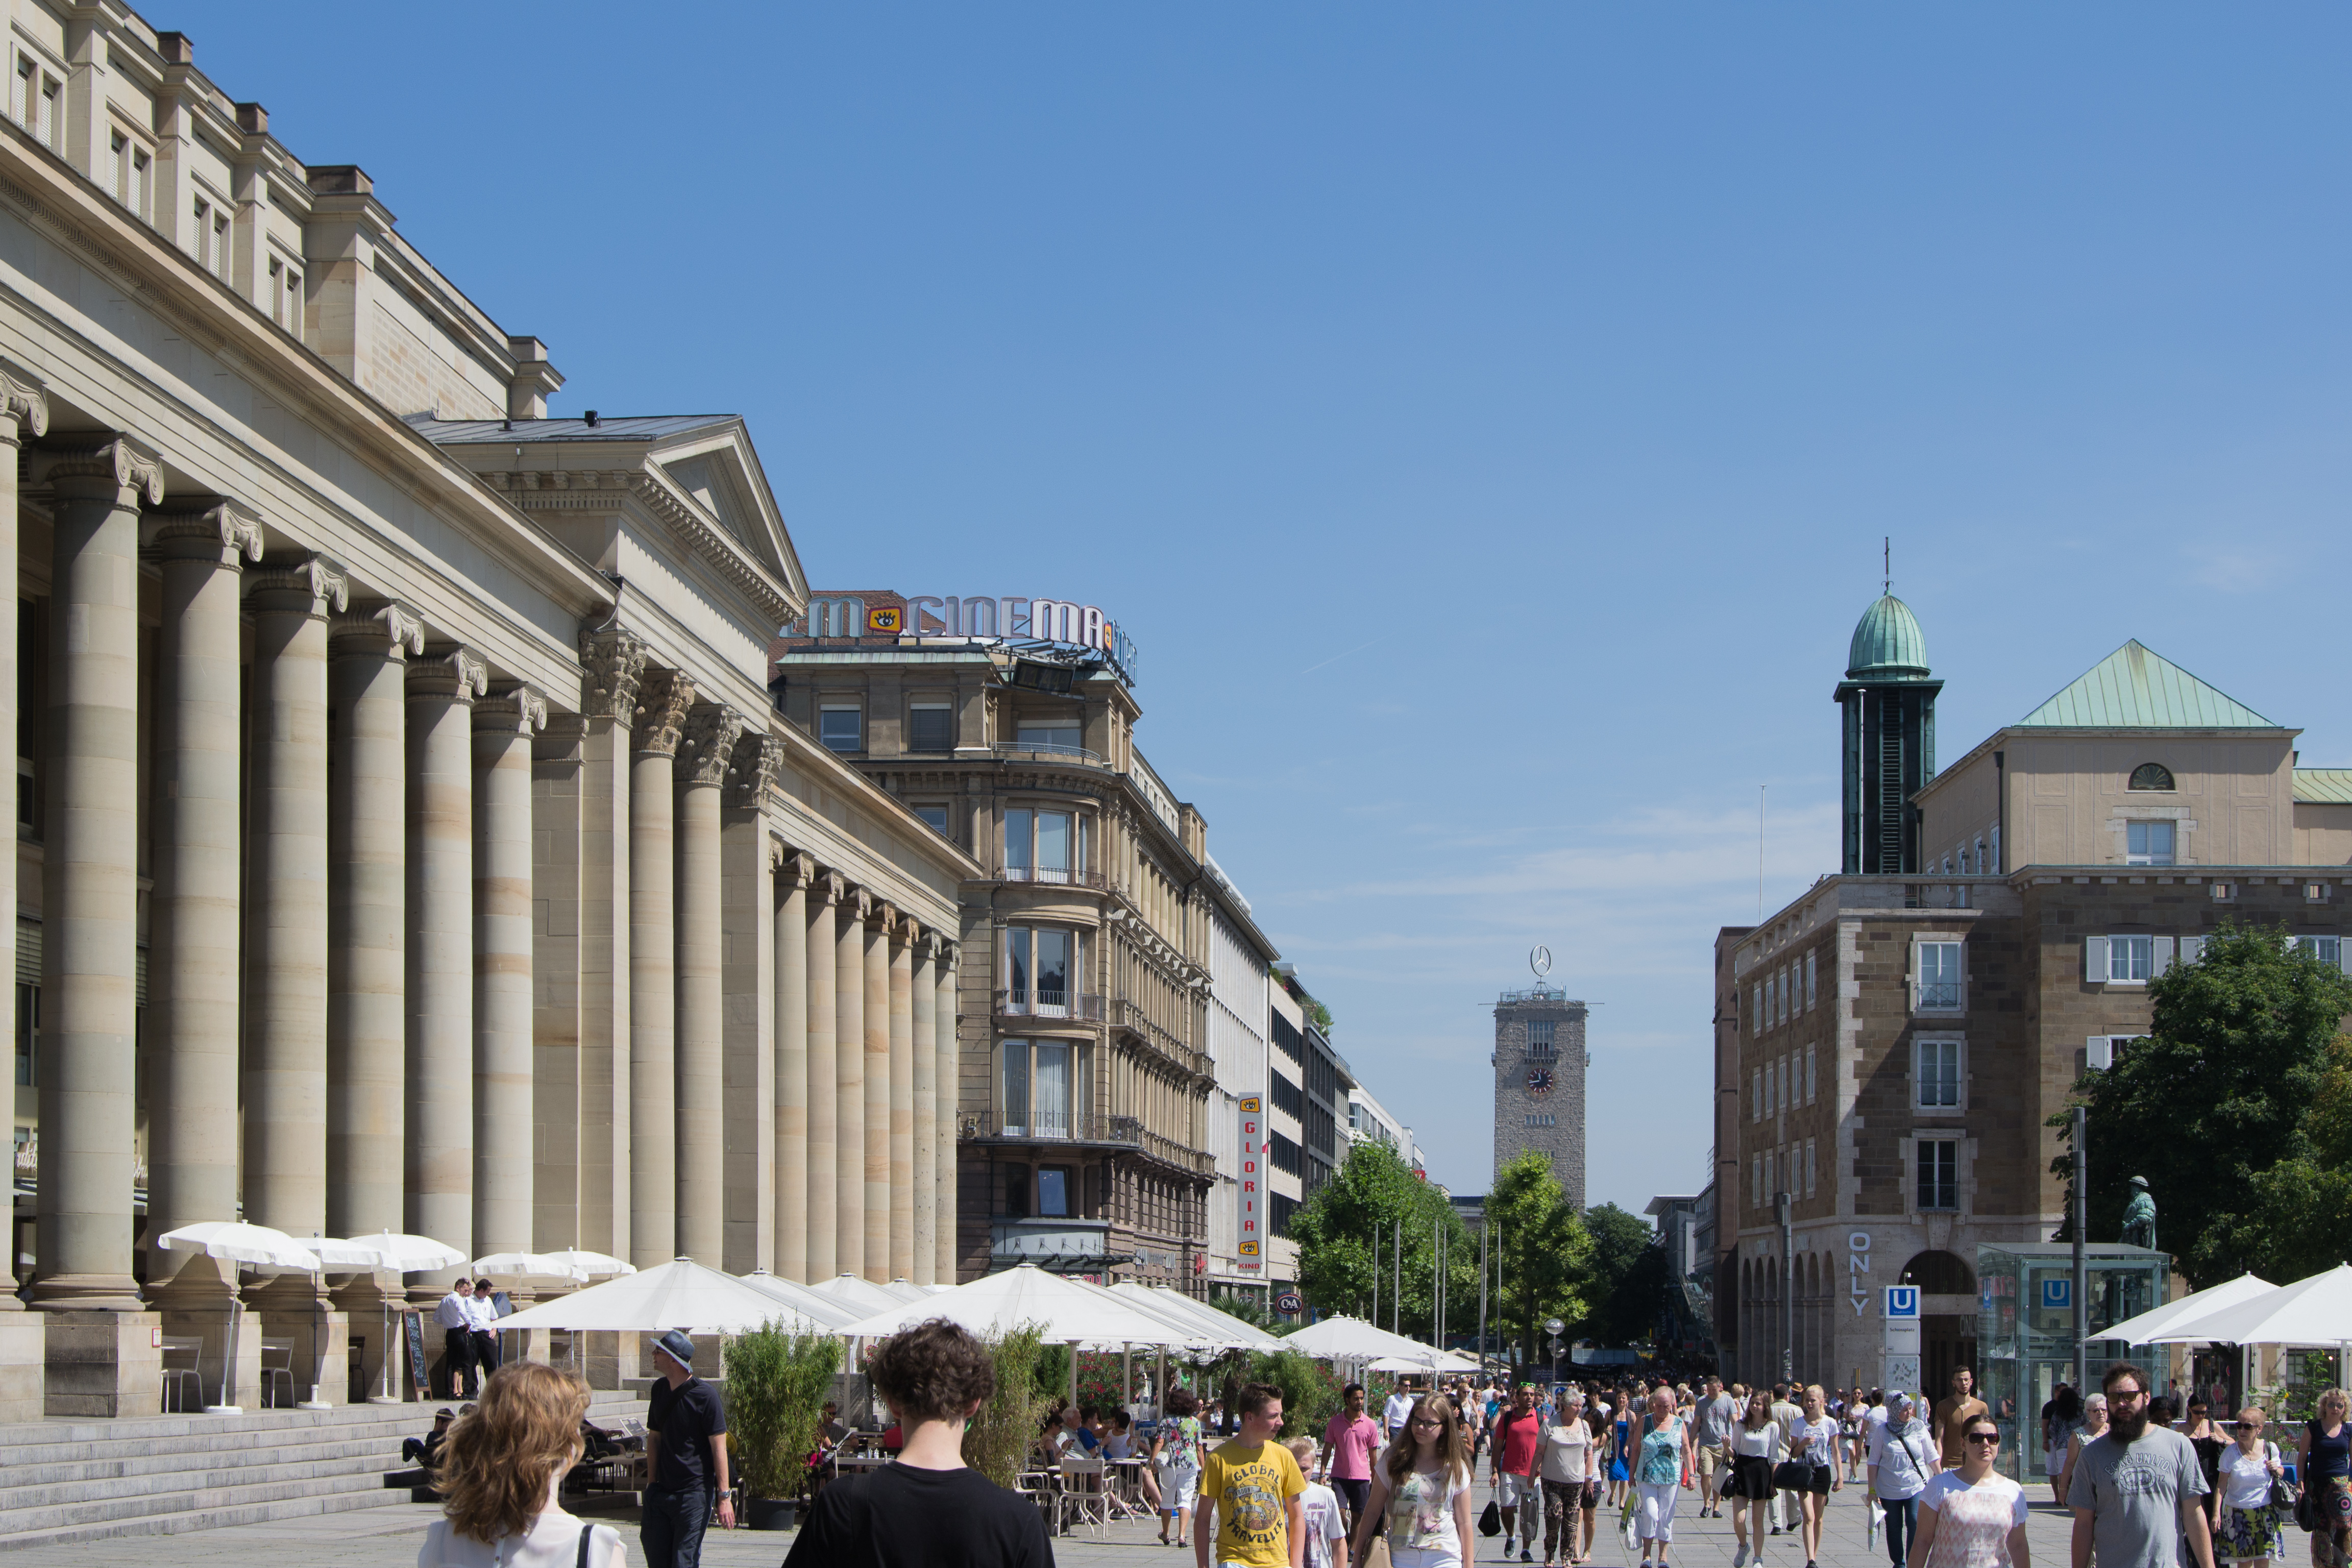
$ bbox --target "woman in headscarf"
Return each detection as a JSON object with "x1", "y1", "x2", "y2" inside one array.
[{"x1": 1867, "y1": 1392, "x2": 1940, "y2": 1568}]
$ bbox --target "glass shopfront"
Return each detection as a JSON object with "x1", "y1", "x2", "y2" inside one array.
[{"x1": 1977, "y1": 1243, "x2": 2171, "y2": 1483}]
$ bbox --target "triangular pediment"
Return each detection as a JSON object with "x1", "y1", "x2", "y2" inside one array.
[{"x1": 2017, "y1": 640, "x2": 2275, "y2": 729}]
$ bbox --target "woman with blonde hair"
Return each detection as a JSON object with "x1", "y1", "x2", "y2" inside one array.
[
  {"x1": 2297, "y1": 1388, "x2": 2352, "y2": 1568},
  {"x1": 1350, "y1": 1393, "x2": 1477, "y2": 1568},
  {"x1": 418, "y1": 1362, "x2": 627, "y2": 1567}
]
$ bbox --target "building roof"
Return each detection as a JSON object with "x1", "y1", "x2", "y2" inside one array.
[
  {"x1": 2295, "y1": 768, "x2": 2352, "y2": 805},
  {"x1": 2015, "y1": 640, "x2": 2276, "y2": 729},
  {"x1": 409, "y1": 413, "x2": 739, "y2": 444},
  {"x1": 1846, "y1": 594, "x2": 1930, "y2": 680}
]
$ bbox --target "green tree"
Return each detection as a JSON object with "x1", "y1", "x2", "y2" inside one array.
[
  {"x1": 1286, "y1": 1139, "x2": 1474, "y2": 1339},
  {"x1": 2047, "y1": 920, "x2": 2352, "y2": 1287},
  {"x1": 966, "y1": 1325, "x2": 1050, "y2": 1490},
  {"x1": 720, "y1": 1324, "x2": 842, "y2": 1502},
  {"x1": 1485, "y1": 1150, "x2": 1592, "y2": 1365},
  {"x1": 1579, "y1": 1203, "x2": 1673, "y2": 1345},
  {"x1": 2240, "y1": 1033, "x2": 2352, "y2": 1281}
]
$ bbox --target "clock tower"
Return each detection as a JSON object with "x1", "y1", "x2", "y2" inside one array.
[{"x1": 1492, "y1": 981, "x2": 1586, "y2": 1207}]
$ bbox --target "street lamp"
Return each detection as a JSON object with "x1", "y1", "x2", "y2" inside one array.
[{"x1": 1545, "y1": 1317, "x2": 1565, "y2": 1386}]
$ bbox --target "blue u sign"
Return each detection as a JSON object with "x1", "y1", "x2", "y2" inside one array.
[
  {"x1": 1885, "y1": 1286, "x2": 1921, "y2": 1319},
  {"x1": 2042, "y1": 1278, "x2": 2072, "y2": 1310}
]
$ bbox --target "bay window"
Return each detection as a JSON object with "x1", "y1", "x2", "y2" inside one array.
[
  {"x1": 998, "y1": 1038, "x2": 1092, "y2": 1140},
  {"x1": 1003, "y1": 925, "x2": 1084, "y2": 1016},
  {"x1": 1003, "y1": 807, "x2": 1090, "y2": 884}
]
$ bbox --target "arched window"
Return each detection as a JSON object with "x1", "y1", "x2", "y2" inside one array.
[
  {"x1": 2129, "y1": 763, "x2": 2175, "y2": 792},
  {"x1": 1897, "y1": 1250, "x2": 1975, "y2": 1294}
]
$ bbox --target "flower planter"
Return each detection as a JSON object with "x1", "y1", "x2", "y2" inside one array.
[{"x1": 745, "y1": 1496, "x2": 799, "y2": 1532}]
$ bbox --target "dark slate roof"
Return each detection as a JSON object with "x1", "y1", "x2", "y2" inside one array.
[{"x1": 406, "y1": 413, "x2": 738, "y2": 444}]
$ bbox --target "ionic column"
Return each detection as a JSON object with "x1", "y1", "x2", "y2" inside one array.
[
  {"x1": 473, "y1": 684, "x2": 546, "y2": 1261},
  {"x1": 863, "y1": 903, "x2": 892, "y2": 1281},
  {"x1": 888, "y1": 918, "x2": 915, "y2": 1281},
  {"x1": 628, "y1": 670, "x2": 692, "y2": 1267},
  {"x1": 407, "y1": 646, "x2": 486, "y2": 1291},
  {"x1": 147, "y1": 503, "x2": 262, "y2": 1269},
  {"x1": 834, "y1": 887, "x2": 868, "y2": 1280},
  {"x1": 30, "y1": 437, "x2": 155, "y2": 1402},
  {"x1": 326, "y1": 604, "x2": 422, "y2": 1239},
  {"x1": 0, "y1": 372, "x2": 41, "y2": 1419},
  {"x1": 911, "y1": 934, "x2": 937, "y2": 1285},
  {"x1": 674, "y1": 702, "x2": 743, "y2": 1265},
  {"x1": 806, "y1": 874, "x2": 842, "y2": 1279},
  {"x1": 774, "y1": 853, "x2": 813, "y2": 1281},
  {"x1": 935, "y1": 943, "x2": 959, "y2": 1284}
]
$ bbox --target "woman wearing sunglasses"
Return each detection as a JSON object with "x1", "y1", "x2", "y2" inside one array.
[
  {"x1": 2217, "y1": 1404, "x2": 2288, "y2": 1568},
  {"x1": 1906, "y1": 1416, "x2": 2029, "y2": 1568}
]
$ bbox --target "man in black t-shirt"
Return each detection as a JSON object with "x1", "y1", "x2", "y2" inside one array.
[
  {"x1": 787, "y1": 1317, "x2": 1053, "y2": 1568},
  {"x1": 643, "y1": 1329, "x2": 732, "y2": 1568}
]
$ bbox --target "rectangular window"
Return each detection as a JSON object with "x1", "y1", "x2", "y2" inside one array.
[
  {"x1": 1269, "y1": 1191, "x2": 1297, "y2": 1238},
  {"x1": 192, "y1": 197, "x2": 211, "y2": 269},
  {"x1": 1915, "y1": 941, "x2": 1963, "y2": 1011},
  {"x1": 2297, "y1": 936, "x2": 2347, "y2": 972},
  {"x1": 1527, "y1": 1019, "x2": 1556, "y2": 1058},
  {"x1": 2126, "y1": 821, "x2": 2176, "y2": 866},
  {"x1": 1805, "y1": 1138, "x2": 1817, "y2": 1198},
  {"x1": 132, "y1": 148, "x2": 152, "y2": 223},
  {"x1": 1804, "y1": 1046, "x2": 1816, "y2": 1105},
  {"x1": 1805, "y1": 951, "x2": 1817, "y2": 1011},
  {"x1": 1915, "y1": 1038, "x2": 1962, "y2": 1109},
  {"x1": 1990, "y1": 824, "x2": 2001, "y2": 874},
  {"x1": 1751, "y1": 1154, "x2": 1761, "y2": 1207},
  {"x1": 1001, "y1": 1162, "x2": 1030, "y2": 1219},
  {"x1": 1002, "y1": 808, "x2": 1079, "y2": 883},
  {"x1": 1270, "y1": 1070, "x2": 1303, "y2": 1118},
  {"x1": 212, "y1": 213, "x2": 230, "y2": 280},
  {"x1": 1917, "y1": 1139, "x2": 1959, "y2": 1211},
  {"x1": 13, "y1": 981, "x2": 32, "y2": 1087},
  {"x1": 1752, "y1": 985, "x2": 1762, "y2": 1033},
  {"x1": 1015, "y1": 722, "x2": 1083, "y2": 755},
  {"x1": 908, "y1": 703, "x2": 952, "y2": 752},
  {"x1": 1269, "y1": 1131, "x2": 1302, "y2": 1176},
  {"x1": 999, "y1": 1041, "x2": 1030, "y2": 1137},
  {"x1": 10, "y1": 58, "x2": 26, "y2": 127},
  {"x1": 2108, "y1": 934, "x2": 2154, "y2": 983},
  {"x1": 1751, "y1": 1068, "x2": 1762, "y2": 1121},
  {"x1": 914, "y1": 803, "x2": 949, "y2": 836},
  {"x1": 1032, "y1": 1041, "x2": 1071, "y2": 1138},
  {"x1": 1037, "y1": 1165, "x2": 1071, "y2": 1218},
  {"x1": 1764, "y1": 1150, "x2": 1774, "y2": 1196},
  {"x1": 819, "y1": 704, "x2": 861, "y2": 752}
]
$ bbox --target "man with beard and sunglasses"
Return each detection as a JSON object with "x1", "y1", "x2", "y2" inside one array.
[{"x1": 2069, "y1": 1362, "x2": 2215, "y2": 1568}]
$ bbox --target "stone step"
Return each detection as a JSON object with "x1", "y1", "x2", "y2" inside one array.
[
  {"x1": 0, "y1": 1479, "x2": 423, "y2": 1553},
  {"x1": 0, "y1": 1461, "x2": 403, "y2": 1537},
  {"x1": 0, "y1": 1443, "x2": 397, "y2": 1509}
]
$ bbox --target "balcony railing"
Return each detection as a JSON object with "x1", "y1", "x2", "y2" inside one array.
[
  {"x1": 991, "y1": 741, "x2": 1104, "y2": 766},
  {"x1": 995, "y1": 988, "x2": 1106, "y2": 1022},
  {"x1": 965, "y1": 1102, "x2": 1215, "y2": 1177},
  {"x1": 1915, "y1": 981, "x2": 1963, "y2": 1011},
  {"x1": 998, "y1": 865, "x2": 1106, "y2": 889},
  {"x1": 1112, "y1": 999, "x2": 1212, "y2": 1078}
]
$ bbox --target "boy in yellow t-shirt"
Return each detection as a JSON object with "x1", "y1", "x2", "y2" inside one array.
[{"x1": 1196, "y1": 1382, "x2": 1308, "y2": 1568}]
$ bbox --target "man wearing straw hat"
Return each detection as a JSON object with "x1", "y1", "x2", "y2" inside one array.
[{"x1": 643, "y1": 1329, "x2": 734, "y2": 1567}]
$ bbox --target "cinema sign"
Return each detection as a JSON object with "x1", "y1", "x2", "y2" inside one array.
[{"x1": 799, "y1": 592, "x2": 1141, "y2": 684}]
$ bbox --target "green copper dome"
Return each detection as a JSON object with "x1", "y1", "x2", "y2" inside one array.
[{"x1": 1846, "y1": 594, "x2": 1930, "y2": 680}]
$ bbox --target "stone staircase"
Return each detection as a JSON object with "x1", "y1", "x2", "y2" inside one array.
[{"x1": 0, "y1": 1391, "x2": 644, "y2": 1552}]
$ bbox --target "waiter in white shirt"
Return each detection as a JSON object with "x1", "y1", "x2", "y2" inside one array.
[
  {"x1": 1382, "y1": 1378, "x2": 1418, "y2": 1442},
  {"x1": 434, "y1": 1278, "x2": 478, "y2": 1399},
  {"x1": 465, "y1": 1277, "x2": 504, "y2": 1381}
]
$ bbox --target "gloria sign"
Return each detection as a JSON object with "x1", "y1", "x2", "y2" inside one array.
[
  {"x1": 1237, "y1": 1094, "x2": 1263, "y2": 1269},
  {"x1": 798, "y1": 592, "x2": 1141, "y2": 684}
]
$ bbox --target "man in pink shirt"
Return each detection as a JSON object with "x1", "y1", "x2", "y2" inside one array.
[{"x1": 1320, "y1": 1383, "x2": 1384, "y2": 1534}]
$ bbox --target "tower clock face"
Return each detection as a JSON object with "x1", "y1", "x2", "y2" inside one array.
[{"x1": 1525, "y1": 1067, "x2": 1554, "y2": 1098}]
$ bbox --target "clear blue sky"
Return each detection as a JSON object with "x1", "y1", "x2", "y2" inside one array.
[{"x1": 172, "y1": 4, "x2": 2352, "y2": 1213}]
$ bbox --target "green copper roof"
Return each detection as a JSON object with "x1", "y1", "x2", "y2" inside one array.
[
  {"x1": 1846, "y1": 594, "x2": 1931, "y2": 679},
  {"x1": 2016, "y1": 641, "x2": 2276, "y2": 729},
  {"x1": 2295, "y1": 769, "x2": 2352, "y2": 805}
]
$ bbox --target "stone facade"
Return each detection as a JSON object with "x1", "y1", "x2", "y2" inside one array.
[
  {"x1": 0, "y1": 1, "x2": 974, "y2": 1420},
  {"x1": 1492, "y1": 989, "x2": 1586, "y2": 1208}
]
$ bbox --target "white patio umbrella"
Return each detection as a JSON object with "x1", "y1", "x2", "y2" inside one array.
[
  {"x1": 327, "y1": 1230, "x2": 468, "y2": 1403},
  {"x1": 156, "y1": 1222, "x2": 324, "y2": 1413},
  {"x1": 2093, "y1": 1272, "x2": 2275, "y2": 1346},
  {"x1": 739, "y1": 1270, "x2": 867, "y2": 1332},
  {"x1": 1368, "y1": 1351, "x2": 1480, "y2": 1375},
  {"x1": 808, "y1": 1272, "x2": 917, "y2": 1316},
  {"x1": 1280, "y1": 1314, "x2": 1441, "y2": 1362},
  {"x1": 542, "y1": 1248, "x2": 637, "y2": 1279},
  {"x1": 471, "y1": 1252, "x2": 591, "y2": 1284},
  {"x1": 832, "y1": 1263, "x2": 1198, "y2": 1346},
  {"x1": 1109, "y1": 1283, "x2": 1282, "y2": 1348},
  {"x1": 493, "y1": 1258, "x2": 836, "y2": 1336},
  {"x1": 2145, "y1": 1264, "x2": 2352, "y2": 1346}
]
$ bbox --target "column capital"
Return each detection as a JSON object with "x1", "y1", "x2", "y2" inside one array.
[
  {"x1": 247, "y1": 554, "x2": 351, "y2": 619},
  {"x1": 780, "y1": 848, "x2": 816, "y2": 887},
  {"x1": 920, "y1": 929, "x2": 946, "y2": 963},
  {"x1": 147, "y1": 499, "x2": 263, "y2": 568},
  {"x1": 727, "y1": 731, "x2": 782, "y2": 811},
  {"x1": 633, "y1": 669, "x2": 694, "y2": 757},
  {"x1": 34, "y1": 435, "x2": 163, "y2": 505},
  {"x1": 844, "y1": 885, "x2": 873, "y2": 925},
  {"x1": 0, "y1": 357, "x2": 48, "y2": 443},
  {"x1": 578, "y1": 625, "x2": 648, "y2": 722},
  {"x1": 330, "y1": 600, "x2": 427, "y2": 659},
  {"x1": 475, "y1": 682, "x2": 549, "y2": 736},
  {"x1": 408, "y1": 645, "x2": 489, "y2": 704},
  {"x1": 815, "y1": 869, "x2": 848, "y2": 908},
  {"x1": 869, "y1": 899, "x2": 898, "y2": 934},
  {"x1": 678, "y1": 701, "x2": 747, "y2": 788}
]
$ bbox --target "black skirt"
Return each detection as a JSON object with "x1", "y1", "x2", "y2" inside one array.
[{"x1": 1729, "y1": 1454, "x2": 1778, "y2": 1500}]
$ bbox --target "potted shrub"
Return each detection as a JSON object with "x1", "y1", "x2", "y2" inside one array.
[
  {"x1": 964, "y1": 1324, "x2": 1048, "y2": 1491},
  {"x1": 723, "y1": 1319, "x2": 842, "y2": 1531}
]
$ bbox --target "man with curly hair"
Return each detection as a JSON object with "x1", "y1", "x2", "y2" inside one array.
[{"x1": 785, "y1": 1317, "x2": 1053, "y2": 1567}]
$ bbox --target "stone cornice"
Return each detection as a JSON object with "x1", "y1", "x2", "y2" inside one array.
[
  {"x1": 247, "y1": 554, "x2": 351, "y2": 619},
  {"x1": 679, "y1": 702, "x2": 748, "y2": 788},
  {"x1": 408, "y1": 646, "x2": 490, "y2": 705},
  {"x1": 483, "y1": 466, "x2": 794, "y2": 626},
  {"x1": 578, "y1": 626, "x2": 648, "y2": 723},
  {"x1": 728, "y1": 732, "x2": 783, "y2": 811},
  {"x1": 149, "y1": 499, "x2": 263, "y2": 568},
  {"x1": 633, "y1": 669, "x2": 695, "y2": 757},
  {"x1": 330, "y1": 600, "x2": 427, "y2": 659},
  {"x1": 34, "y1": 435, "x2": 164, "y2": 505},
  {"x1": 0, "y1": 358, "x2": 47, "y2": 442},
  {"x1": 475, "y1": 682, "x2": 550, "y2": 736}
]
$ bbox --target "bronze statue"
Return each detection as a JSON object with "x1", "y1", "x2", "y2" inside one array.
[{"x1": 2121, "y1": 1175, "x2": 2157, "y2": 1249}]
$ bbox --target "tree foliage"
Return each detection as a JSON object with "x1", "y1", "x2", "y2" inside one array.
[
  {"x1": 1485, "y1": 1150, "x2": 1592, "y2": 1362},
  {"x1": 1286, "y1": 1139, "x2": 1480, "y2": 1338},
  {"x1": 721, "y1": 1324, "x2": 842, "y2": 1501},
  {"x1": 966, "y1": 1325, "x2": 1050, "y2": 1490},
  {"x1": 1579, "y1": 1202, "x2": 1675, "y2": 1345},
  {"x1": 2047, "y1": 920, "x2": 2352, "y2": 1287}
]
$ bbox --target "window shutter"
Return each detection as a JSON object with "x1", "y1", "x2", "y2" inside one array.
[
  {"x1": 2152, "y1": 936, "x2": 2176, "y2": 974},
  {"x1": 2084, "y1": 936, "x2": 2109, "y2": 982},
  {"x1": 2087, "y1": 1036, "x2": 2113, "y2": 1071},
  {"x1": 2180, "y1": 936, "x2": 2206, "y2": 966}
]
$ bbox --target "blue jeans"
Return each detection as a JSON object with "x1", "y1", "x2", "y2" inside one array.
[
  {"x1": 1882, "y1": 1496, "x2": 1919, "y2": 1567},
  {"x1": 641, "y1": 1484, "x2": 712, "y2": 1568}
]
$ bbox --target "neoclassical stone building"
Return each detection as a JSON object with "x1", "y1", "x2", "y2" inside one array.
[{"x1": 0, "y1": 4, "x2": 972, "y2": 1419}]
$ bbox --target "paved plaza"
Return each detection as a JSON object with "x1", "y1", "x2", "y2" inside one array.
[{"x1": 0, "y1": 1475, "x2": 2091, "y2": 1566}]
